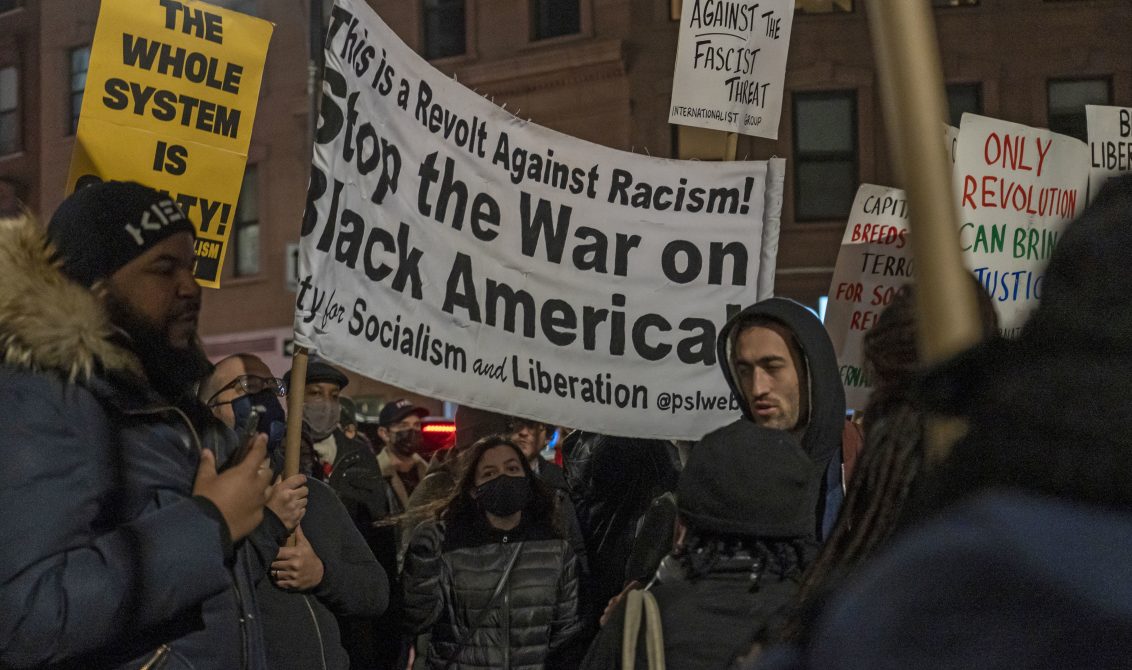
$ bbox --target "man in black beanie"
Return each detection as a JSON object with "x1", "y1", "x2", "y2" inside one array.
[{"x1": 0, "y1": 181, "x2": 275, "y2": 668}]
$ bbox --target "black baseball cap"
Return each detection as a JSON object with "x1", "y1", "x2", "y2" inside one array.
[{"x1": 379, "y1": 398, "x2": 428, "y2": 426}]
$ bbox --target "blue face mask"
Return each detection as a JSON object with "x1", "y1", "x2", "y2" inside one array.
[{"x1": 232, "y1": 392, "x2": 287, "y2": 456}]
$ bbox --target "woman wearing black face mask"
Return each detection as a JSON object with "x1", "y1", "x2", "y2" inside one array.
[{"x1": 402, "y1": 436, "x2": 582, "y2": 669}]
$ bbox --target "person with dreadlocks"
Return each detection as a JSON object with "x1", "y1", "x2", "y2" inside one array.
[
  {"x1": 753, "y1": 175, "x2": 1132, "y2": 669},
  {"x1": 773, "y1": 279, "x2": 998, "y2": 647}
]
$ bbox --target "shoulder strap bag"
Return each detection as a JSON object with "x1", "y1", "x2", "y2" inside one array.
[{"x1": 621, "y1": 588, "x2": 666, "y2": 670}]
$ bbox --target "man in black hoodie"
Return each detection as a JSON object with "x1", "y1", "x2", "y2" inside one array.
[{"x1": 716, "y1": 298, "x2": 847, "y2": 541}]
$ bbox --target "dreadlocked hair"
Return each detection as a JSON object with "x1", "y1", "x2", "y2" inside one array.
[{"x1": 779, "y1": 279, "x2": 998, "y2": 644}]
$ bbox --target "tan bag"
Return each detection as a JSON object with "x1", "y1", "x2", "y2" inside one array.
[{"x1": 621, "y1": 589, "x2": 666, "y2": 670}]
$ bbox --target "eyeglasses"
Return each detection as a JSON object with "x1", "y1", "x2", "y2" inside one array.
[{"x1": 206, "y1": 374, "x2": 287, "y2": 407}]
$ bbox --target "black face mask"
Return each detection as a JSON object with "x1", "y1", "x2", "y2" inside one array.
[
  {"x1": 232, "y1": 391, "x2": 287, "y2": 457},
  {"x1": 475, "y1": 474, "x2": 531, "y2": 516},
  {"x1": 389, "y1": 427, "x2": 422, "y2": 457}
]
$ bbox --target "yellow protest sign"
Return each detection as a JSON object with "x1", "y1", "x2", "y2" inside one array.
[{"x1": 66, "y1": 0, "x2": 272, "y2": 287}]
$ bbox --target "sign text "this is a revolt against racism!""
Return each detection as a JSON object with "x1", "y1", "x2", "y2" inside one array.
[{"x1": 296, "y1": 0, "x2": 785, "y2": 439}]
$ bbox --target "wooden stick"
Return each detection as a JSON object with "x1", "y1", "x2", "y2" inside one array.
[
  {"x1": 866, "y1": 2, "x2": 982, "y2": 461},
  {"x1": 724, "y1": 131, "x2": 738, "y2": 161},
  {"x1": 283, "y1": 345, "x2": 309, "y2": 479}
]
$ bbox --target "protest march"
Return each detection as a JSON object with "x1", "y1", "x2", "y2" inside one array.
[{"x1": 1, "y1": 1, "x2": 1131, "y2": 669}]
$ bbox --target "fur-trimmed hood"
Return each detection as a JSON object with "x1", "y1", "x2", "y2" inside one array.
[{"x1": 0, "y1": 214, "x2": 141, "y2": 382}]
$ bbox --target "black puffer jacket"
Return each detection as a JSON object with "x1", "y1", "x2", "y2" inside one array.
[{"x1": 402, "y1": 514, "x2": 582, "y2": 669}]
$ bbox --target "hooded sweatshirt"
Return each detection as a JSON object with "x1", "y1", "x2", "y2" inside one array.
[{"x1": 716, "y1": 298, "x2": 847, "y2": 539}]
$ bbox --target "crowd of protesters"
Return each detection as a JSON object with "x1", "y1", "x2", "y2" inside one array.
[{"x1": 1, "y1": 174, "x2": 1131, "y2": 670}]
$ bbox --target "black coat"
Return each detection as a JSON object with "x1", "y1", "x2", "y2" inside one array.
[
  {"x1": 565, "y1": 433, "x2": 681, "y2": 623},
  {"x1": 247, "y1": 478, "x2": 389, "y2": 670},
  {"x1": 324, "y1": 433, "x2": 405, "y2": 670},
  {"x1": 402, "y1": 514, "x2": 583, "y2": 669},
  {"x1": 0, "y1": 211, "x2": 272, "y2": 669},
  {"x1": 716, "y1": 299, "x2": 847, "y2": 540},
  {"x1": 580, "y1": 547, "x2": 809, "y2": 670}
]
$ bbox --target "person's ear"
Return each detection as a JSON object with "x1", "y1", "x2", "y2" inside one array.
[{"x1": 673, "y1": 517, "x2": 688, "y2": 550}]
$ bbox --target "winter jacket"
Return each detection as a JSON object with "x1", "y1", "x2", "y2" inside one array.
[
  {"x1": 564, "y1": 432, "x2": 681, "y2": 622},
  {"x1": 717, "y1": 299, "x2": 847, "y2": 540},
  {"x1": 247, "y1": 478, "x2": 389, "y2": 670},
  {"x1": 402, "y1": 514, "x2": 583, "y2": 669},
  {"x1": 581, "y1": 543, "x2": 810, "y2": 670},
  {"x1": 377, "y1": 447, "x2": 429, "y2": 517},
  {"x1": 753, "y1": 492, "x2": 1132, "y2": 670},
  {"x1": 533, "y1": 456, "x2": 589, "y2": 574},
  {"x1": 325, "y1": 433, "x2": 405, "y2": 670},
  {"x1": 0, "y1": 216, "x2": 265, "y2": 669}
]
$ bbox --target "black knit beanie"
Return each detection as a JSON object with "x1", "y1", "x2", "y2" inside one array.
[
  {"x1": 678, "y1": 419, "x2": 821, "y2": 538},
  {"x1": 47, "y1": 180, "x2": 196, "y2": 287}
]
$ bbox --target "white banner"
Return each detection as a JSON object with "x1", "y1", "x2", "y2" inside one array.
[
  {"x1": 954, "y1": 113, "x2": 1088, "y2": 335},
  {"x1": 295, "y1": 0, "x2": 785, "y2": 440},
  {"x1": 1086, "y1": 104, "x2": 1132, "y2": 203},
  {"x1": 668, "y1": 0, "x2": 796, "y2": 139},
  {"x1": 824, "y1": 185, "x2": 911, "y2": 411}
]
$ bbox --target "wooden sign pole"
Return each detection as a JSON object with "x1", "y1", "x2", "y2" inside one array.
[
  {"x1": 283, "y1": 346, "x2": 309, "y2": 479},
  {"x1": 867, "y1": 1, "x2": 982, "y2": 461}
]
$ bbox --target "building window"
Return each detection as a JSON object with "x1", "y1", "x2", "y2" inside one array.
[
  {"x1": 531, "y1": 0, "x2": 580, "y2": 40},
  {"x1": 946, "y1": 83, "x2": 981, "y2": 127},
  {"x1": 69, "y1": 46, "x2": 90, "y2": 135},
  {"x1": 423, "y1": 0, "x2": 466, "y2": 60},
  {"x1": 793, "y1": 91, "x2": 857, "y2": 221},
  {"x1": 1048, "y1": 78, "x2": 1110, "y2": 141},
  {"x1": 0, "y1": 66, "x2": 19, "y2": 155},
  {"x1": 233, "y1": 167, "x2": 260, "y2": 277},
  {"x1": 795, "y1": 0, "x2": 853, "y2": 13}
]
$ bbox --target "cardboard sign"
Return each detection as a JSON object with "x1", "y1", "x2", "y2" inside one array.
[
  {"x1": 824, "y1": 184, "x2": 911, "y2": 411},
  {"x1": 1086, "y1": 104, "x2": 1132, "y2": 202},
  {"x1": 295, "y1": 0, "x2": 785, "y2": 440},
  {"x1": 66, "y1": 0, "x2": 272, "y2": 287},
  {"x1": 954, "y1": 113, "x2": 1088, "y2": 335},
  {"x1": 668, "y1": 0, "x2": 796, "y2": 139}
]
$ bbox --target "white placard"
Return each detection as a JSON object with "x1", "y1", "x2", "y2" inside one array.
[
  {"x1": 668, "y1": 0, "x2": 796, "y2": 139},
  {"x1": 1086, "y1": 104, "x2": 1132, "y2": 202},
  {"x1": 954, "y1": 113, "x2": 1088, "y2": 335},
  {"x1": 824, "y1": 185, "x2": 911, "y2": 411}
]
